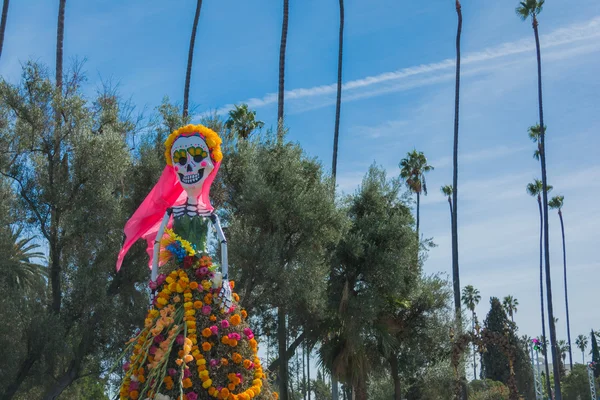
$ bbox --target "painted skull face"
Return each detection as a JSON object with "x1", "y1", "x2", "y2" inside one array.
[{"x1": 170, "y1": 134, "x2": 214, "y2": 198}]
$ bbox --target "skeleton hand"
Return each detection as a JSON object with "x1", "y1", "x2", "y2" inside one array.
[{"x1": 217, "y1": 279, "x2": 234, "y2": 312}]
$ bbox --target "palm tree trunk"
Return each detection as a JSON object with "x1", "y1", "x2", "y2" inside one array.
[
  {"x1": 182, "y1": 0, "x2": 203, "y2": 119},
  {"x1": 332, "y1": 376, "x2": 339, "y2": 400},
  {"x1": 56, "y1": 0, "x2": 66, "y2": 91},
  {"x1": 416, "y1": 191, "x2": 420, "y2": 241},
  {"x1": 559, "y1": 209, "x2": 573, "y2": 370},
  {"x1": 537, "y1": 194, "x2": 552, "y2": 397},
  {"x1": 278, "y1": 307, "x2": 289, "y2": 400},
  {"x1": 277, "y1": 0, "x2": 289, "y2": 140},
  {"x1": 389, "y1": 355, "x2": 401, "y2": 400},
  {"x1": 471, "y1": 313, "x2": 477, "y2": 379},
  {"x1": 452, "y1": 3, "x2": 466, "y2": 398},
  {"x1": 0, "y1": 0, "x2": 10, "y2": 60},
  {"x1": 533, "y1": 15, "x2": 562, "y2": 398},
  {"x1": 331, "y1": 0, "x2": 344, "y2": 185},
  {"x1": 306, "y1": 342, "x2": 311, "y2": 400}
]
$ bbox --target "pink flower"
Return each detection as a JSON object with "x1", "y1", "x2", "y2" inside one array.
[
  {"x1": 195, "y1": 268, "x2": 204, "y2": 279},
  {"x1": 156, "y1": 273, "x2": 167, "y2": 286},
  {"x1": 187, "y1": 393, "x2": 198, "y2": 400},
  {"x1": 123, "y1": 362, "x2": 131, "y2": 371},
  {"x1": 154, "y1": 334, "x2": 165, "y2": 344},
  {"x1": 210, "y1": 325, "x2": 219, "y2": 335},
  {"x1": 176, "y1": 335, "x2": 185, "y2": 345},
  {"x1": 202, "y1": 305, "x2": 211, "y2": 315},
  {"x1": 220, "y1": 320, "x2": 230, "y2": 329},
  {"x1": 168, "y1": 368, "x2": 177, "y2": 377},
  {"x1": 246, "y1": 362, "x2": 255, "y2": 370},
  {"x1": 228, "y1": 333, "x2": 241, "y2": 341},
  {"x1": 183, "y1": 368, "x2": 192, "y2": 378},
  {"x1": 149, "y1": 346, "x2": 158, "y2": 355},
  {"x1": 199, "y1": 267, "x2": 209, "y2": 275},
  {"x1": 129, "y1": 381, "x2": 139, "y2": 391},
  {"x1": 210, "y1": 359, "x2": 219, "y2": 368},
  {"x1": 149, "y1": 280, "x2": 158, "y2": 290},
  {"x1": 243, "y1": 328, "x2": 254, "y2": 340}
]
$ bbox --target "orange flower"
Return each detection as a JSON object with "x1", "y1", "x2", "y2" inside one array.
[
  {"x1": 220, "y1": 388, "x2": 230, "y2": 398},
  {"x1": 210, "y1": 315, "x2": 217, "y2": 322},
  {"x1": 273, "y1": 392, "x2": 279, "y2": 400},
  {"x1": 229, "y1": 281, "x2": 235, "y2": 289},
  {"x1": 202, "y1": 342, "x2": 212, "y2": 351},
  {"x1": 243, "y1": 359, "x2": 252, "y2": 369},
  {"x1": 249, "y1": 339, "x2": 258, "y2": 350},
  {"x1": 221, "y1": 358, "x2": 229, "y2": 366},
  {"x1": 241, "y1": 310, "x2": 248, "y2": 319},
  {"x1": 184, "y1": 354, "x2": 194, "y2": 363},
  {"x1": 164, "y1": 376, "x2": 174, "y2": 390},
  {"x1": 129, "y1": 390, "x2": 139, "y2": 400},
  {"x1": 204, "y1": 294, "x2": 212, "y2": 304},
  {"x1": 230, "y1": 314, "x2": 241, "y2": 326},
  {"x1": 194, "y1": 301, "x2": 203, "y2": 309},
  {"x1": 208, "y1": 387, "x2": 217, "y2": 396},
  {"x1": 221, "y1": 336, "x2": 230, "y2": 345},
  {"x1": 202, "y1": 328, "x2": 213, "y2": 338},
  {"x1": 232, "y1": 353, "x2": 243, "y2": 364},
  {"x1": 233, "y1": 293, "x2": 240, "y2": 302},
  {"x1": 189, "y1": 281, "x2": 199, "y2": 290},
  {"x1": 228, "y1": 383, "x2": 236, "y2": 391},
  {"x1": 229, "y1": 339, "x2": 238, "y2": 347},
  {"x1": 137, "y1": 375, "x2": 146, "y2": 383},
  {"x1": 182, "y1": 378, "x2": 193, "y2": 388}
]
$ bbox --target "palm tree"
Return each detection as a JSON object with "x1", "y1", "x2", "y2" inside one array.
[
  {"x1": 277, "y1": 0, "x2": 289, "y2": 141},
  {"x1": 0, "y1": 227, "x2": 47, "y2": 292},
  {"x1": 549, "y1": 195, "x2": 573, "y2": 370},
  {"x1": 183, "y1": 0, "x2": 204, "y2": 119},
  {"x1": 576, "y1": 334, "x2": 588, "y2": 364},
  {"x1": 517, "y1": 1, "x2": 561, "y2": 396},
  {"x1": 224, "y1": 104, "x2": 265, "y2": 140},
  {"x1": 441, "y1": 185, "x2": 453, "y2": 222},
  {"x1": 526, "y1": 178, "x2": 553, "y2": 397},
  {"x1": 557, "y1": 340, "x2": 569, "y2": 375},
  {"x1": 331, "y1": 0, "x2": 344, "y2": 186},
  {"x1": 56, "y1": 0, "x2": 66, "y2": 91},
  {"x1": 502, "y1": 295, "x2": 519, "y2": 323},
  {"x1": 399, "y1": 150, "x2": 434, "y2": 240},
  {"x1": 461, "y1": 285, "x2": 481, "y2": 379},
  {"x1": 0, "y1": 0, "x2": 10, "y2": 60},
  {"x1": 528, "y1": 123, "x2": 546, "y2": 160}
]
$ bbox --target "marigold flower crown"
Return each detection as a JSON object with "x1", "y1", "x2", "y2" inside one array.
[{"x1": 164, "y1": 124, "x2": 223, "y2": 166}]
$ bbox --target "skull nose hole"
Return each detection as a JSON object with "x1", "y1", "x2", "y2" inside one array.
[{"x1": 187, "y1": 164, "x2": 192, "y2": 172}]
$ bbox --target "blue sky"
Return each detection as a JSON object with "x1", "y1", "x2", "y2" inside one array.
[{"x1": 2, "y1": 0, "x2": 600, "y2": 370}]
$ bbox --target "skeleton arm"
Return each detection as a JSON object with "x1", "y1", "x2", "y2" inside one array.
[
  {"x1": 210, "y1": 213, "x2": 233, "y2": 310},
  {"x1": 152, "y1": 209, "x2": 172, "y2": 281}
]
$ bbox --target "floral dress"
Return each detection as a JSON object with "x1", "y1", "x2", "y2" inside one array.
[{"x1": 119, "y1": 214, "x2": 277, "y2": 400}]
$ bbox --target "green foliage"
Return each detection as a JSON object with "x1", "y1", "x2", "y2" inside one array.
[
  {"x1": 468, "y1": 379, "x2": 510, "y2": 400},
  {"x1": 225, "y1": 103, "x2": 265, "y2": 140},
  {"x1": 311, "y1": 371, "x2": 331, "y2": 400},
  {"x1": 561, "y1": 364, "x2": 593, "y2": 400},
  {"x1": 399, "y1": 150, "x2": 434, "y2": 196},
  {"x1": 591, "y1": 330, "x2": 600, "y2": 378}
]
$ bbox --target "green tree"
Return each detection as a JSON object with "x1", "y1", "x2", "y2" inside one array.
[
  {"x1": 222, "y1": 128, "x2": 341, "y2": 400},
  {"x1": 441, "y1": 185, "x2": 453, "y2": 221},
  {"x1": 517, "y1": 0, "x2": 561, "y2": 395},
  {"x1": 502, "y1": 296, "x2": 519, "y2": 323},
  {"x1": 526, "y1": 178, "x2": 553, "y2": 396},
  {"x1": 224, "y1": 103, "x2": 265, "y2": 140},
  {"x1": 312, "y1": 371, "x2": 331, "y2": 400},
  {"x1": 462, "y1": 285, "x2": 481, "y2": 379},
  {"x1": 0, "y1": 62, "x2": 149, "y2": 399},
  {"x1": 399, "y1": 149, "x2": 434, "y2": 241},
  {"x1": 557, "y1": 340, "x2": 569, "y2": 377},
  {"x1": 331, "y1": 0, "x2": 344, "y2": 185},
  {"x1": 561, "y1": 364, "x2": 593, "y2": 400},
  {"x1": 0, "y1": 226, "x2": 46, "y2": 292},
  {"x1": 549, "y1": 194, "x2": 573, "y2": 370},
  {"x1": 182, "y1": 0, "x2": 204, "y2": 119},
  {"x1": 0, "y1": 0, "x2": 10, "y2": 60},
  {"x1": 576, "y1": 334, "x2": 588, "y2": 364},
  {"x1": 277, "y1": 0, "x2": 289, "y2": 141}
]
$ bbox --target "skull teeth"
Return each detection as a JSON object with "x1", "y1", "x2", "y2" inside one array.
[{"x1": 178, "y1": 169, "x2": 204, "y2": 185}]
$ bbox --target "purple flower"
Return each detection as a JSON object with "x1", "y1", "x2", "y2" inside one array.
[
  {"x1": 176, "y1": 335, "x2": 185, "y2": 345},
  {"x1": 154, "y1": 334, "x2": 165, "y2": 344},
  {"x1": 156, "y1": 273, "x2": 167, "y2": 286},
  {"x1": 183, "y1": 368, "x2": 192, "y2": 378},
  {"x1": 168, "y1": 368, "x2": 178, "y2": 377},
  {"x1": 187, "y1": 392, "x2": 198, "y2": 400},
  {"x1": 221, "y1": 320, "x2": 230, "y2": 329},
  {"x1": 149, "y1": 346, "x2": 158, "y2": 355},
  {"x1": 210, "y1": 325, "x2": 219, "y2": 335},
  {"x1": 210, "y1": 359, "x2": 219, "y2": 368},
  {"x1": 123, "y1": 361, "x2": 131, "y2": 371},
  {"x1": 129, "y1": 381, "x2": 140, "y2": 391},
  {"x1": 199, "y1": 266, "x2": 209, "y2": 275},
  {"x1": 202, "y1": 305, "x2": 211, "y2": 315}
]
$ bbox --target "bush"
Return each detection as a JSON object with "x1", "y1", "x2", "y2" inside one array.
[{"x1": 469, "y1": 379, "x2": 510, "y2": 400}]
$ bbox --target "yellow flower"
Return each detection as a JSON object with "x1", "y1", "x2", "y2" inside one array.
[{"x1": 202, "y1": 379, "x2": 213, "y2": 389}]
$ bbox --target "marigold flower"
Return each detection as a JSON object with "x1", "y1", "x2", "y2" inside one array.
[
  {"x1": 173, "y1": 295, "x2": 181, "y2": 303},
  {"x1": 129, "y1": 390, "x2": 139, "y2": 399},
  {"x1": 243, "y1": 360, "x2": 252, "y2": 369},
  {"x1": 202, "y1": 342, "x2": 212, "y2": 351},
  {"x1": 202, "y1": 328, "x2": 212, "y2": 338},
  {"x1": 220, "y1": 388, "x2": 230, "y2": 398},
  {"x1": 229, "y1": 339, "x2": 238, "y2": 347},
  {"x1": 204, "y1": 294, "x2": 213, "y2": 304},
  {"x1": 193, "y1": 301, "x2": 203, "y2": 309},
  {"x1": 232, "y1": 353, "x2": 243, "y2": 364},
  {"x1": 210, "y1": 315, "x2": 217, "y2": 321},
  {"x1": 241, "y1": 310, "x2": 248, "y2": 319},
  {"x1": 190, "y1": 282, "x2": 199, "y2": 290},
  {"x1": 208, "y1": 387, "x2": 217, "y2": 396},
  {"x1": 230, "y1": 315, "x2": 241, "y2": 326},
  {"x1": 202, "y1": 379, "x2": 213, "y2": 389},
  {"x1": 221, "y1": 358, "x2": 229, "y2": 366},
  {"x1": 233, "y1": 293, "x2": 240, "y2": 302},
  {"x1": 228, "y1": 383, "x2": 236, "y2": 391},
  {"x1": 182, "y1": 378, "x2": 193, "y2": 388}
]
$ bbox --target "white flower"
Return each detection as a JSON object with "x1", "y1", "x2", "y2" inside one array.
[{"x1": 154, "y1": 394, "x2": 171, "y2": 400}]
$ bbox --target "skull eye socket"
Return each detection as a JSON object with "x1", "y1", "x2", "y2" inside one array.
[
  {"x1": 173, "y1": 149, "x2": 188, "y2": 166},
  {"x1": 187, "y1": 147, "x2": 208, "y2": 164}
]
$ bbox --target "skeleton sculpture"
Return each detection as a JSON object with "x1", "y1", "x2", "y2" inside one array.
[{"x1": 115, "y1": 124, "x2": 275, "y2": 400}]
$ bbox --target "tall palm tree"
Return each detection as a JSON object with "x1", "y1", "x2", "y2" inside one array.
[
  {"x1": 576, "y1": 334, "x2": 588, "y2": 364},
  {"x1": 183, "y1": 0, "x2": 203, "y2": 119},
  {"x1": 331, "y1": 0, "x2": 344, "y2": 186},
  {"x1": 502, "y1": 295, "x2": 519, "y2": 323},
  {"x1": 549, "y1": 195, "x2": 573, "y2": 370},
  {"x1": 399, "y1": 150, "x2": 434, "y2": 240},
  {"x1": 461, "y1": 285, "x2": 481, "y2": 379},
  {"x1": 528, "y1": 123, "x2": 546, "y2": 160},
  {"x1": 224, "y1": 104, "x2": 264, "y2": 140},
  {"x1": 0, "y1": 227, "x2": 47, "y2": 292},
  {"x1": 277, "y1": 0, "x2": 289, "y2": 141},
  {"x1": 526, "y1": 178, "x2": 553, "y2": 397},
  {"x1": 441, "y1": 185, "x2": 453, "y2": 222},
  {"x1": 557, "y1": 340, "x2": 569, "y2": 375},
  {"x1": 0, "y1": 0, "x2": 10, "y2": 60},
  {"x1": 517, "y1": 1, "x2": 561, "y2": 396}
]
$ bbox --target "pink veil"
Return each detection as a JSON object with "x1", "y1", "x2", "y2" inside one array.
[{"x1": 116, "y1": 158, "x2": 221, "y2": 271}]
